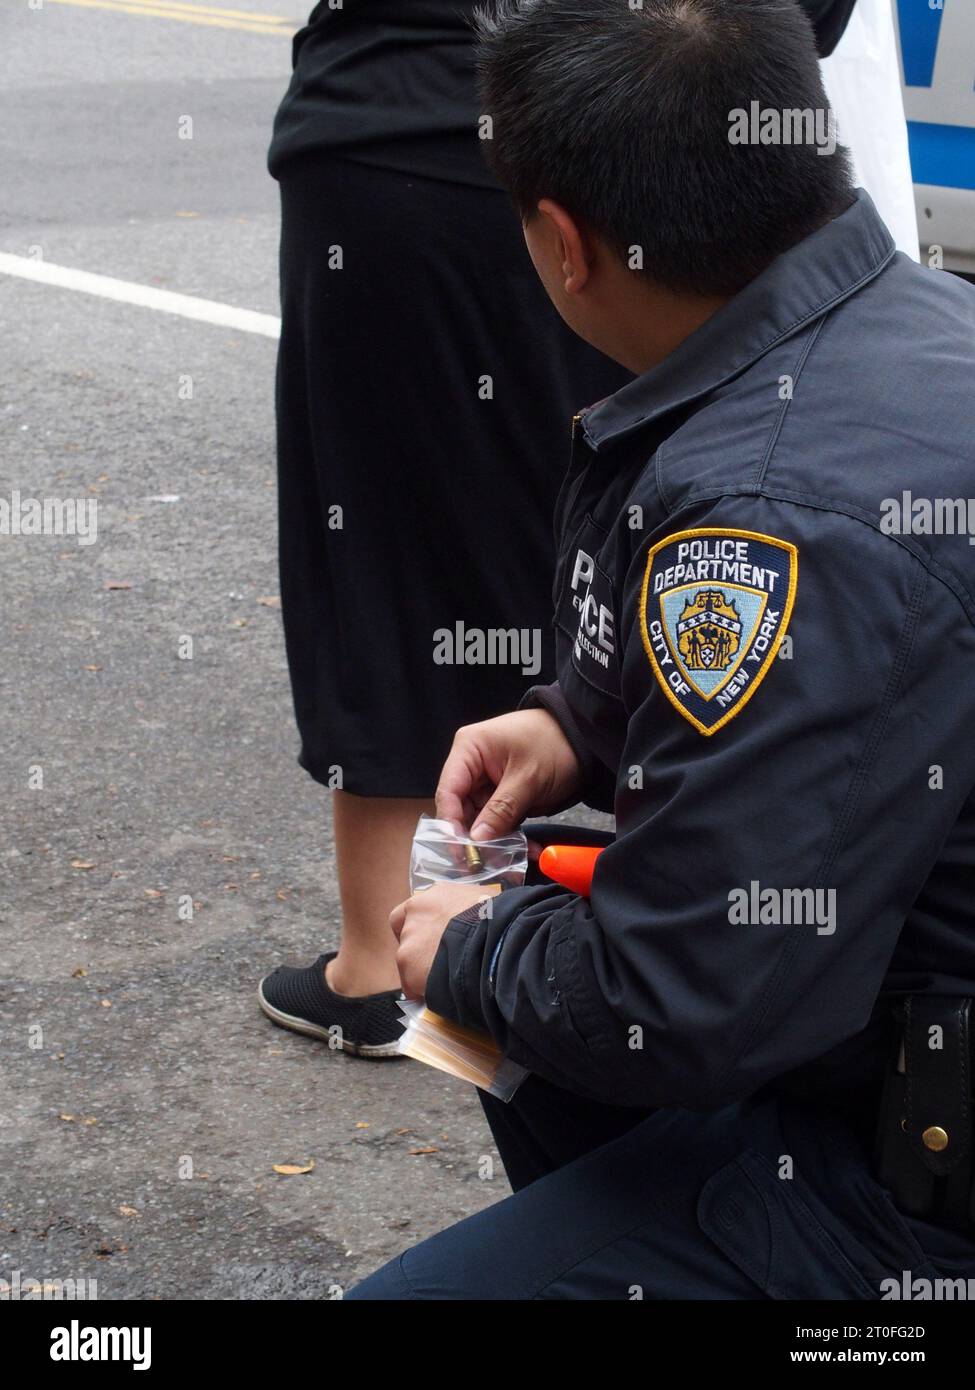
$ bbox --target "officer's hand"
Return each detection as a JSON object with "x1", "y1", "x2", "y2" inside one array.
[
  {"x1": 390, "y1": 882, "x2": 501, "y2": 999},
  {"x1": 436, "y1": 709, "x2": 583, "y2": 841}
]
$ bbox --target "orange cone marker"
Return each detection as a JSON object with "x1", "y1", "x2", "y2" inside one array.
[{"x1": 538, "y1": 844, "x2": 604, "y2": 897}]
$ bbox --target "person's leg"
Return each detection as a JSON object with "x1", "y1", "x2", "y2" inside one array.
[
  {"x1": 478, "y1": 1074, "x2": 652, "y2": 1191},
  {"x1": 326, "y1": 790, "x2": 433, "y2": 996},
  {"x1": 348, "y1": 1095, "x2": 975, "y2": 1300},
  {"x1": 257, "y1": 792, "x2": 433, "y2": 1054},
  {"x1": 347, "y1": 1101, "x2": 763, "y2": 1300},
  {"x1": 260, "y1": 159, "x2": 439, "y2": 1052}
]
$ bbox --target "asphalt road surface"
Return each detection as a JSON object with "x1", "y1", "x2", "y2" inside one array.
[{"x1": 0, "y1": 0, "x2": 612, "y2": 1300}]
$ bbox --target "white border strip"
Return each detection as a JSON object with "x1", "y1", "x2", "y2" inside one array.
[{"x1": 0, "y1": 252, "x2": 281, "y2": 339}]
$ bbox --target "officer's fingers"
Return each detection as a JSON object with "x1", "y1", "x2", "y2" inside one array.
[
  {"x1": 470, "y1": 775, "x2": 532, "y2": 842},
  {"x1": 435, "y1": 732, "x2": 490, "y2": 828},
  {"x1": 443, "y1": 788, "x2": 492, "y2": 842},
  {"x1": 468, "y1": 786, "x2": 494, "y2": 818},
  {"x1": 388, "y1": 900, "x2": 409, "y2": 940},
  {"x1": 434, "y1": 781, "x2": 468, "y2": 834}
]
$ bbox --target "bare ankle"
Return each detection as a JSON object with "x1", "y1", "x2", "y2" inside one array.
[{"x1": 325, "y1": 954, "x2": 401, "y2": 998}]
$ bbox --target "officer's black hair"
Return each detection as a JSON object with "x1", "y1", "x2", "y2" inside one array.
[{"x1": 474, "y1": 0, "x2": 856, "y2": 297}]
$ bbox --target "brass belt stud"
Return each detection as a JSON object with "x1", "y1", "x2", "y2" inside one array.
[{"x1": 922, "y1": 1125, "x2": 949, "y2": 1152}]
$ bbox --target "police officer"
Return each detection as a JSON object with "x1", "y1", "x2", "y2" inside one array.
[{"x1": 350, "y1": 0, "x2": 975, "y2": 1299}]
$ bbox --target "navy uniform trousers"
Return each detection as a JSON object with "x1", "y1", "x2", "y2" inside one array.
[{"x1": 348, "y1": 1078, "x2": 975, "y2": 1300}]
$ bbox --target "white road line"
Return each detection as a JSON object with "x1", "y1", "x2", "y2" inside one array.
[{"x1": 0, "y1": 253, "x2": 281, "y2": 339}]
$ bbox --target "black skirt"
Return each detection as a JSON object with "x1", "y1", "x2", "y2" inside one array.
[{"x1": 275, "y1": 152, "x2": 627, "y2": 795}]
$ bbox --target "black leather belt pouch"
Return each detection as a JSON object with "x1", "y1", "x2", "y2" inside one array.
[{"x1": 874, "y1": 995, "x2": 973, "y2": 1230}]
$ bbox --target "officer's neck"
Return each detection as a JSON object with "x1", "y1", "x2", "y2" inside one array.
[{"x1": 591, "y1": 270, "x2": 731, "y2": 377}]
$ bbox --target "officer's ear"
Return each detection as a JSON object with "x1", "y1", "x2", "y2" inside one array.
[{"x1": 527, "y1": 199, "x2": 594, "y2": 296}]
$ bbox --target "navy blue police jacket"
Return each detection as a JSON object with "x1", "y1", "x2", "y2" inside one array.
[{"x1": 426, "y1": 191, "x2": 975, "y2": 1112}]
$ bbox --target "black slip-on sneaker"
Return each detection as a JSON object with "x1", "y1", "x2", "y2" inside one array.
[{"x1": 257, "y1": 951, "x2": 404, "y2": 1059}]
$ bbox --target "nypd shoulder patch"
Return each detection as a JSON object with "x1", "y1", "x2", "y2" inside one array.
[{"x1": 639, "y1": 527, "x2": 798, "y2": 736}]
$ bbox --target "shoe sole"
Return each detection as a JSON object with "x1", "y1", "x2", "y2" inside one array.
[{"x1": 256, "y1": 983, "x2": 404, "y2": 1059}]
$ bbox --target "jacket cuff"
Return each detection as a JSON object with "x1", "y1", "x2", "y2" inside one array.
[{"x1": 424, "y1": 904, "x2": 490, "y2": 1031}]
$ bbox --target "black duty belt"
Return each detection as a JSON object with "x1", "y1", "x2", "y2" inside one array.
[{"x1": 875, "y1": 995, "x2": 974, "y2": 1233}]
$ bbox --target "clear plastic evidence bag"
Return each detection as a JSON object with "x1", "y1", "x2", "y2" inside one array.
[{"x1": 396, "y1": 815, "x2": 530, "y2": 1101}]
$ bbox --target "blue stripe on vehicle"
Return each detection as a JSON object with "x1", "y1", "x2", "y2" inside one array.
[
  {"x1": 908, "y1": 121, "x2": 975, "y2": 190},
  {"x1": 897, "y1": 0, "x2": 946, "y2": 89}
]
